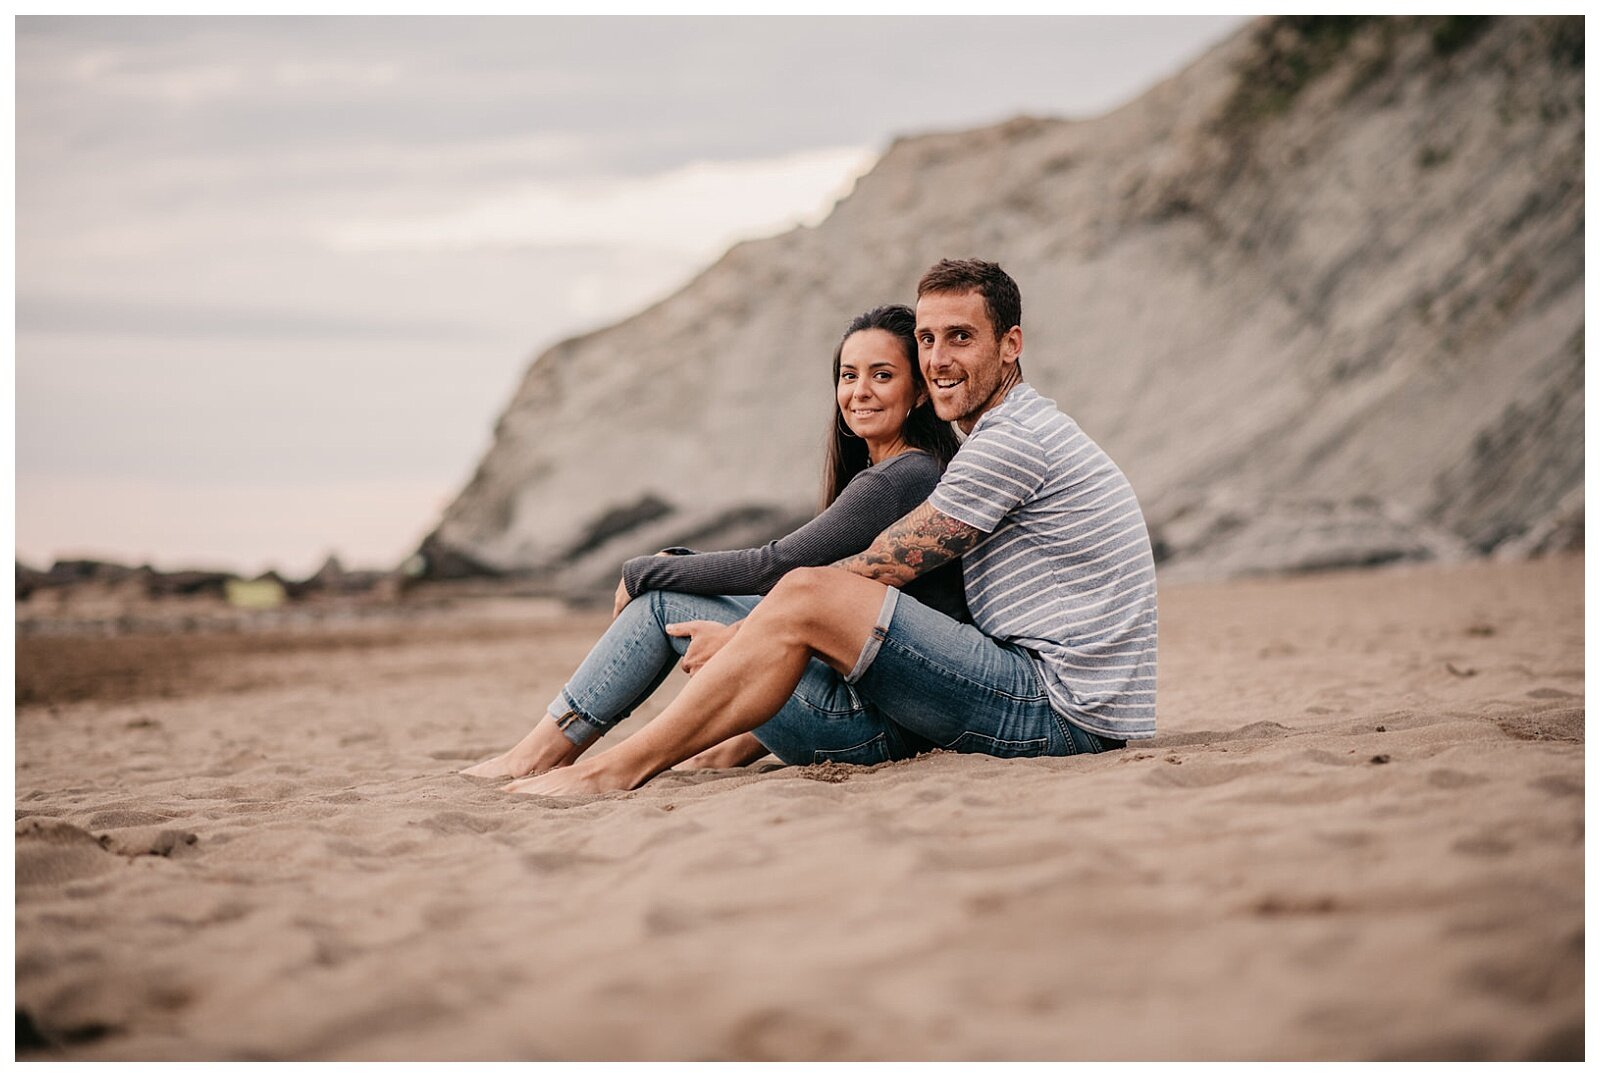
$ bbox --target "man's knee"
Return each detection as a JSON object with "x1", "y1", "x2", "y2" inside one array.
[
  {"x1": 758, "y1": 567, "x2": 852, "y2": 634},
  {"x1": 768, "y1": 566, "x2": 849, "y2": 608}
]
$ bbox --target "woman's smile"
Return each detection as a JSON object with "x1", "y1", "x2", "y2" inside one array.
[{"x1": 836, "y1": 327, "x2": 925, "y2": 462}]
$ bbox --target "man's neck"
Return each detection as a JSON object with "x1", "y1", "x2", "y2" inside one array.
[{"x1": 958, "y1": 374, "x2": 1025, "y2": 434}]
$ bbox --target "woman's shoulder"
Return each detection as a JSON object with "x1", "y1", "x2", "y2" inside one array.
[
  {"x1": 845, "y1": 450, "x2": 943, "y2": 504},
  {"x1": 866, "y1": 449, "x2": 942, "y2": 480}
]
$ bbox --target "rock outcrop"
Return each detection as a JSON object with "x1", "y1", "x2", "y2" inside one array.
[{"x1": 423, "y1": 16, "x2": 1583, "y2": 595}]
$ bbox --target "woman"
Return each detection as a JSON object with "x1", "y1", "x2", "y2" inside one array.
[{"x1": 461, "y1": 305, "x2": 966, "y2": 780}]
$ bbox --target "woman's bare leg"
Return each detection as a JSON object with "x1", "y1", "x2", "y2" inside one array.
[
  {"x1": 460, "y1": 717, "x2": 588, "y2": 779},
  {"x1": 673, "y1": 731, "x2": 771, "y2": 771},
  {"x1": 461, "y1": 591, "x2": 754, "y2": 780}
]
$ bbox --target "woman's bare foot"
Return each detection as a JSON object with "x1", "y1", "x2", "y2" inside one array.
[
  {"x1": 672, "y1": 731, "x2": 770, "y2": 770},
  {"x1": 460, "y1": 716, "x2": 590, "y2": 779}
]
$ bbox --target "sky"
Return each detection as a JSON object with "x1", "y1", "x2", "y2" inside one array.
[{"x1": 15, "y1": 15, "x2": 1249, "y2": 577}]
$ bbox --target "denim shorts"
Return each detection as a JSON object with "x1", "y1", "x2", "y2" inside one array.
[{"x1": 751, "y1": 588, "x2": 1124, "y2": 766}]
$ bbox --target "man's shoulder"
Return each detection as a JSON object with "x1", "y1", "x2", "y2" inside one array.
[{"x1": 968, "y1": 385, "x2": 1075, "y2": 452}]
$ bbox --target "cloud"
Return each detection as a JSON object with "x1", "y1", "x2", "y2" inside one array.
[
  {"x1": 16, "y1": 294, "x2": 488, "y2": 340},
  {"x1": 322, "y1": 145, "x2": 878, "y2": 259}
]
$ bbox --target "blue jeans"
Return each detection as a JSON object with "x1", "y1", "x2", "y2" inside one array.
[
  {"x1": 547, "y1": 591, "x2": 761, "y2": 746},
  {"x1": 552, "y1": 588, "x2": 1123, "y2": 764},
  {"x1": 754, "y1": 586, "x2": 1124, "y2": 764}
]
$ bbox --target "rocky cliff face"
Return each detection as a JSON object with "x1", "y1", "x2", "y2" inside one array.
[{"x1": 423, "y1": 16, "x2": 1583, "y2": 595}]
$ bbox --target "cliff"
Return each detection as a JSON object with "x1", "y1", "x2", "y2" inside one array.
[{"x1": 422, "y1": 16, "x2": 1583, "y2": 595}]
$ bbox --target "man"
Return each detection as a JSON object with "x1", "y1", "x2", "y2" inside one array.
[{"x1": 509, "y1": 259, "x2": 1157, "y2": 796}]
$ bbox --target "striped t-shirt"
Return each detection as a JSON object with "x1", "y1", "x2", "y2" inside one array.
[{"x1": 928, "y1": 383, "x2": 1158, "y2": 740}]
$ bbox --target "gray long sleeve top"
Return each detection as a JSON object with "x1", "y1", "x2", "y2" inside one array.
[{"x1": 621, "y1": 450, "x2": 970, "y2": 623}]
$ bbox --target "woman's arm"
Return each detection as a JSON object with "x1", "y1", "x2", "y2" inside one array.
[{"x1": 621, "y1": 457, "x2": 937, "y2": 599}]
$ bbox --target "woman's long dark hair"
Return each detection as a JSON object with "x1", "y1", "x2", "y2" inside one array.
[{"x1": 821, "y1": 304, "x2": 961, "y2": 509}]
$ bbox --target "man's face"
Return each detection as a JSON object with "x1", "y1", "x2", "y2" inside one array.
[{"x1": 915, "y1": 289, "x2": 1022, "y2": 432}]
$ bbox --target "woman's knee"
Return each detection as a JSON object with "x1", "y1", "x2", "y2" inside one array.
[
  {"x1": 641, "y1": 588, "x2": 668, "y2": 626},
  {"x1": 645, "y1": 590, "x2": 758, "y2": 634}
]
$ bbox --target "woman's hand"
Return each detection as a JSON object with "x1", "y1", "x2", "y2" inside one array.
[
  {"x1": 665, "y1": 619, "x2": 742, "y2": 676},
  {"x1": 614, "y1": 552, "x2": 675, "y2": 619}
]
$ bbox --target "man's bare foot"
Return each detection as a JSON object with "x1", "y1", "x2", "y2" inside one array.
[
  {"x1": 460, "y1": 716, "x2": 589, "y2": 779},
  {"x1": 502, "y1": 756, "x2": 636, "y2": 797},
  {"x1": 672, "y1": 731, "x2": 770, "y2": 770}
]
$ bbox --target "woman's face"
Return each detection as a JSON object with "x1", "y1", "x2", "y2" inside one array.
[{"x1": 837, "y1": 328, "x2": 925, "y2": 445}]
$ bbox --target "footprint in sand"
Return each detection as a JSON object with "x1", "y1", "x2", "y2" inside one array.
[
  {"x1": 1495, "y1": 709, "x2": 1584, "y2": 743},
  {"x1": 1251, "y1": 894, "x2": 1339, "y2": 917},
  {"x1": 1143, "y1": 760, "x2": 1262, "y2": 789},
  {"x1": 14, "y1": 1007, "x2": 116, "y2": 1054},
  {"x1": 1526, "y1": 687, "x2": 1580, "y2": 700},
  {"x1": 1150, "y1": 720, "x2": 1292, "y2": 749},
  {"x1": 727, "y1": 1006, "x2": 851, "y2": 1061},
  {"x1": 1451, "y1": 834, "x2": 1513, "y2": 858},
  {"x1": 15, "y1": 819, "x2": 119, "y2": 887},
  {"x1": 520, "y1": 848, "x2": 600, "y2": 874},
  {"x1": 84, "y1": 809, "x2": 176, "y2": 829},
  {"x1": 1303, "y1": 748, "x2": 1370, "y2": 768},
  {"x1": 1428, "y1": 769, "x2": 1489, "y2": 790},
  {"x1": 426, "y1": 748, "x2": 484, "y2": 761},
  {"x1": 1315, "y1": 830, "x2": 1376, "y2": 849},
  {"x1": 412, "y1": 810, "x2": 506, "y2": 836},
  {"x1": 96, "y1": 827, "x2": 200, "y2": 858},
  {"x1": 1459, "y1": 955, "x2": 1570, "y2": 1006},
  {"x1": 1532, "y1": 774, "x2": 1583, "y2": 798},
  {"x1": 201, "y1": 749, "x2": 269, "y2": 777}
]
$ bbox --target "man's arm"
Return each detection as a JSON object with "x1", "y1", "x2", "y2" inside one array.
[{"x1": 833, "y1": 500, "x2": 985, "y2": 587}]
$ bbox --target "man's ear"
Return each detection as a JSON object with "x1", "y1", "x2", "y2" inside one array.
[{"x1": 1001, "y1": 326, "x2": 1023, "y2": 366}]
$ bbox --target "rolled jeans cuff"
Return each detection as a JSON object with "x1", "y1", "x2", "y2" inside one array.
[
  {"x1": 845, "y1": 585, "x2": 900, "y2": 684},
  {"x1": 546, "y1": 693, "x2": 606, "y2": 746}
]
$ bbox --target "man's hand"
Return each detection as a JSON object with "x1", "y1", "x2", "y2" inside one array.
[
  {"x1": 834, "y1": 501, "x2": 985, "y2": 587},
  {"x1": 665, "y1": 619, "x2": 742, "y2": 676}
]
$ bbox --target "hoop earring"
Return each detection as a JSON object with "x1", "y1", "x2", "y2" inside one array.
[{"x1": 836, "y1": 412, "x2": 863, "y2": 439}]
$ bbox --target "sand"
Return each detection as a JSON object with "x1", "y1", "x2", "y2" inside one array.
[{"x1": 14, "y1": 555, "x2": 1584, "y2": 1061}]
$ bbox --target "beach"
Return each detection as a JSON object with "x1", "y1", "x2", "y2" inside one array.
[{"x1": 15, "y1": 553, "x2": 1584, "y2": 1060}]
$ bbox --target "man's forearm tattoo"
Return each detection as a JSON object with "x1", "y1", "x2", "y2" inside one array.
[{"x1": 834, "y1": 503, "x2": 984, "y2": 586}]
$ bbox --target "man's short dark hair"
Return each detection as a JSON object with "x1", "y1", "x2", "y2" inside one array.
[{"x1": 916, "y1": 259, "x2": 1022, "y2": 340}]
